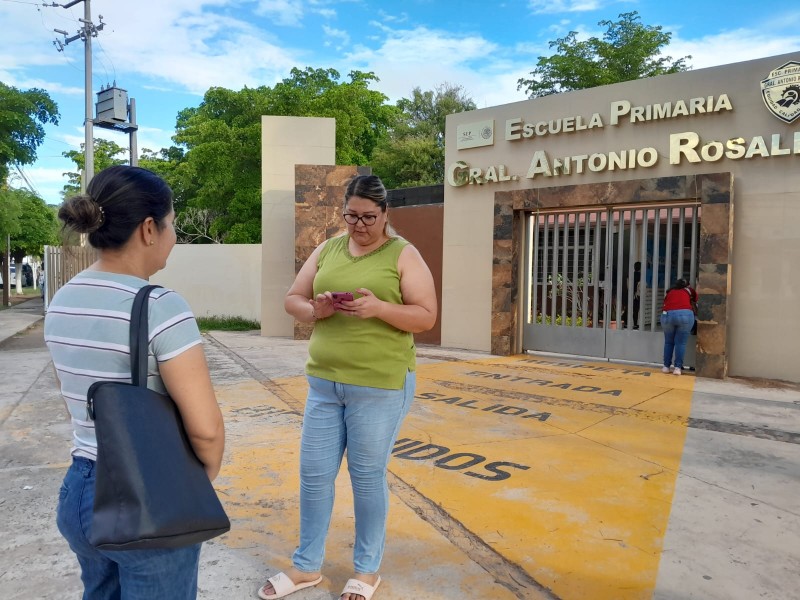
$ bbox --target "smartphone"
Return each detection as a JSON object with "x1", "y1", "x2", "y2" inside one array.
[{"x1": 331, "y1": 292, "x2": 354, "y2": 302}]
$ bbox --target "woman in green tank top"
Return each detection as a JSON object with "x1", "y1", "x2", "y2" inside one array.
[{"x1": 259, "y1": 175, "x2": 437, "y2": 600}]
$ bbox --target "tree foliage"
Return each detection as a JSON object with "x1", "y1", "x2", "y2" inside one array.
[
  {"x1": 268, "y1": 68, "x2": 398, "y2": 165},
  {"x1": 135, "y1": 72, "x2": 472, "y2": 241},
  {"x1": 8, "y1": 188, "x2": 58, "y2": 261},
  {"x1": 517, "y1": 11, "x2": 691, "y2": 98},
  {"x1": 173, "y1": 208, "x2": 223, "y2": 244},
  {"x1": 372, "y1": 83, "x2": 475, "y2": 189},
  {"x1": 172, "y1": 86, "x2": 266, "y2": 243},
  {"x1": 62, "y1": 138, "x2": 128, "y2": 198},
  {"x1": 0, "y1": 82, "x2": 59, "y2": 182},
  {"x1": 166, "y1": 68, "x2": 398, "y2": 243},
  {"x1": 0, "y1": 187, "x2": 23, "y2": 240},
  {"x1": 138, "y1": 146, "x2": 198, "y2": 216}
]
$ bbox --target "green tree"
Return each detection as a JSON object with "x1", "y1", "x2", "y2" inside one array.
[
  {"x1": 173, "y1": 86, "x2": 266, "y2": 243},
  {"x1": 0, "y1": 82, "x2": 59, "y2": 182},
  {"x1": 138, "y1": 146, "x2": 197, "y2": 214},
  {"x1": 370, "y1": 136, "x2": 442, "y2": 189},
  {"x1": 267, "y1": 68, "x2": 399, "y2": 165},
  {"x1": 62, "y1": 138, "x2": 128, "y2": 197},
  {"x1": 172, "y1": 68, "x2": 398, "y2": 242},
  {"x1": 517, "y1": 11, "x2": 691, "y2": 98},
  {"x1": 371, "y1": 83, "x2": 475, "y2": 188},
  {"x1": 0, "y1": 186, "x2": 22, "y2": 300},
  {"x1": 0, "y1": 187, "x2": 23, "y2": 240},
  {"x1": 9, "y1": 188, "x2": 58, "y2": 261}
]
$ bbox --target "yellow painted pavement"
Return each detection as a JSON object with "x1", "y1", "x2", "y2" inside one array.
[
  {"x1": 213, "y1": 378, "x2": 520, "y2": 598},
  {"x1": 212, "y1": 354, "x2": 694, "y2": 599}
]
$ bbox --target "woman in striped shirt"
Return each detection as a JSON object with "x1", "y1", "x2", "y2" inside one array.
[{"x1": 44, "y1": 166, "x2": 225, "y2": 600}]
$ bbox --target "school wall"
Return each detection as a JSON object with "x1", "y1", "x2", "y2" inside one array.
[
  {"x1": 151, "y1": 244, "x2": 262, "y2": 321},
  {"x1": 442, "y1": 52, "x2": 800, "y2": 382}
]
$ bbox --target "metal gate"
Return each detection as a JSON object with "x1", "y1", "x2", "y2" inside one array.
[{"x1": 521, "y1": 203, "x2": 701, "y2": 365}]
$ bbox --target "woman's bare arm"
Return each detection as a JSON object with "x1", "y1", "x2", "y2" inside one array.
[
  {"x1": 160, "y1": 345, "x2": 225, "y2": 481},
  {"x1": 285, "y1": 241, "x2": 336, "y2": 322}
]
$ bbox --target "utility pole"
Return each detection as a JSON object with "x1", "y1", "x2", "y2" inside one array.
[{"x1": 52, "y1": 0, "x2": 104, "y2": 193}]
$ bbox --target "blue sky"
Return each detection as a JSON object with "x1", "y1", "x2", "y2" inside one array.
[{"x1": 2, "y1": 0, "x2": 799, "y2": 205}]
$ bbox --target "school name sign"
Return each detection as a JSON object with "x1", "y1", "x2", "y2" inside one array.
[{"x1": 448, "y1": 92, "x2": 800, "y2": 187}]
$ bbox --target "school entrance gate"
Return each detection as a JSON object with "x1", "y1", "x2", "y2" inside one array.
[{"x1": 521, "y1": 203, "x2": 701, "y2": 366}]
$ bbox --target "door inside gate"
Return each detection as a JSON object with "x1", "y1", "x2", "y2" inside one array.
[{"x1": 522, "y1": 204, "x2": 700, "y2": 366}]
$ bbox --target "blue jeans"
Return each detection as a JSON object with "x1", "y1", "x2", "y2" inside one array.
[
  {"x1": 661, "y1": 309, "x2": 695, "y2": 369},
  {"x1": 293, "y1": 371, "x2": 415, "y2": 575},
  {"x1": 57, "y1": 457, "x2": 201, "y2": 600}
]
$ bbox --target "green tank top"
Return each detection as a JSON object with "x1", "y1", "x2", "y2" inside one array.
[{"x1": 306, "y1": 235, "x2": 415, "y2": 390}]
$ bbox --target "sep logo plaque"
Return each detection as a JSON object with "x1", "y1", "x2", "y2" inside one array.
[
  {"x1": 761, "y1": 61, "x2": 800, "y2": 124},
  {"x1": 457, "y1": 120, "x2": 494, "y2": 150}
]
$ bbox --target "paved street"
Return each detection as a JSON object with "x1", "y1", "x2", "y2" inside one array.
[{"x1": 1, "y1": 298, "x2": 798, "y2": 599}]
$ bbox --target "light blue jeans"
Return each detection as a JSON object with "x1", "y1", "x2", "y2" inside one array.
[
  {"x1": 292, "y1": 371, "x2": 415, "y2": 575},
  {"x1": 57, "y1": 457, "x2": 201, "y2": 600},
  {"x1": 661, "y1": 309, "x2": 695, "y2": 369}
]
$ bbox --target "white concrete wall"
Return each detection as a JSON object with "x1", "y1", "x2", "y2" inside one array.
[
  {"x1": 151, "y1": 244, "x2": 262, "y2": 321},
  {"x1": 443, "y1": 51, "x2": 800, "y2": 382},
  {"x1": 261, "y1": 116, "x2": 336, "y2": 336}
]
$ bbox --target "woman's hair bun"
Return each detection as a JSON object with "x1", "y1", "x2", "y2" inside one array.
[{"x1": 58, "y1": 194, "x2": 105, "y2": 234}]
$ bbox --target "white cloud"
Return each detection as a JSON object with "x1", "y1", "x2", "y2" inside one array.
[
  {"x1": 0, "y1": 69, "x2": 83, "y2": 95},
  {"x1": 86, "y1": 3, "x2": 302, "y2": 94},
  {"x1": 668, "y1": 29, "x2": 800, "y2": 70},
  {"x1": 323, "y1": 25, "x2": 350, "y2": 47},
  {"x1": 527, "y1": 0, "x2": 604, "y2": 14},
  {"x1": 378, "y1": 10, "x2": 409, "y2": 24},
  {"x1": 254, "y1": 0, "x2": 304, "y2": 27},
  {"x1": 14, "y1": 165, "x2": 71, "y2": 204},
  {"x1": 337, "y1": 25, "x2": 527, "y2": 107}
]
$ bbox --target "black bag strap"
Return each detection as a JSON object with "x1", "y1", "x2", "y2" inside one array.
[{"x1": 130, "y1": 285, "x2": 163, "y2": 388}]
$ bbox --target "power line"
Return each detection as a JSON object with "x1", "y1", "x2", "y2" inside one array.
[
  {"x1": 12, "y1": 164, "x2": 41, "y2": 196},
  {"x1": 94, "y1": 38, "x2": 117, "y2": 84},
  {"x1": 48, "y1": 0, "x2": 105, "y2": 193}
]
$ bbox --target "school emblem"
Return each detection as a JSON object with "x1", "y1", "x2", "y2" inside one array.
[{"x1": 761, "y1": 61, "x2": 800, "y2": 123}]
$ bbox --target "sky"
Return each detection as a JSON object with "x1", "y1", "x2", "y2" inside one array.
[{"x1": 2, "y1": 0, "x2": 799, "y2": 205}]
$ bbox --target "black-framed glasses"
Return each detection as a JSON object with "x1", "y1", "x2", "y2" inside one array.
[{"x1": 343, "y1": 213, "x2": 378, "y2": 226}]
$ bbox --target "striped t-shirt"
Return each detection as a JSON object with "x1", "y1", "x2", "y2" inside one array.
[{"x1": 44, "y1": 270, "x2": 202, "y2": 461}]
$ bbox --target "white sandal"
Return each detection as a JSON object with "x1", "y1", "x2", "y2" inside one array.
[
  {"x1": 258, "y1": 572, "x2": 323, "y2": 600},
  {"x1": 340, "y1": 575, "x2": 381, "y2": 600}
]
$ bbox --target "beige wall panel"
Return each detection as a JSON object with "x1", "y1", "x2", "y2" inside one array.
[
  {"x1": 151, "y1": 244, "x2": 262, "y2": 321},
  {"x1": 443, "y1": 51, "x2": 800, "y2": 381},
  {"x1": 441, "y1": 237, "x2": 492, "y2": 350},
  {"x1": 261, "y1": 116, "x2": 335, "y2": 336},
  {"x1": 728, "y1": 190, "x2": 800, "y2": 380}
]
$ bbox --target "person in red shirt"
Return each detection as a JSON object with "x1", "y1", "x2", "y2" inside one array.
[{"x1": 660, "y1": 278, "x2": 697, "y2": 375}]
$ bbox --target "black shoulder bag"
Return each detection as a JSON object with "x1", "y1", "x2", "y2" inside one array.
[{"x1": 86, "y1": 285, "x2": 230, "y2": 550}]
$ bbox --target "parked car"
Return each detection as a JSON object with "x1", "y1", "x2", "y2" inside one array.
[
  {"x1": 0, "y1": 266, "x2": 15, "y2": 288},
  {"x1": 0, "y1": 264, "x2": 33, "y2": 288}
]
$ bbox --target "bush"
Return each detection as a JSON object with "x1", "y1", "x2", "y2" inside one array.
[
  {"x1": 196, "y1": 315, "x2": 260, "y2": 332},
  {"x1": 535, "y1": 314, "x2": 585, "y2": 327}
]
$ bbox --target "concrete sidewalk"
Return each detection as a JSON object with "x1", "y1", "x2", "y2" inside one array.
[
  {"x1": 0, "y1": 295, "x2": 44, "y2": 345},
  {"x1": 0, "y1": 299, "x2": 798, "y2": 599}
]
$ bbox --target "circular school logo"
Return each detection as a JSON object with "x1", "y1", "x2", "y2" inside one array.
[
  {"x1": 480, "y1": 125, "x2": 493, "y2": 140},
  {"x1": 761, "y1": 61, "x2": 800, "y2": 123}
]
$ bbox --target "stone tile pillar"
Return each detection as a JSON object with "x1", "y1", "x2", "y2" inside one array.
[{"x1": 293, "y1": 165, "x2": 370, "y2": 340}]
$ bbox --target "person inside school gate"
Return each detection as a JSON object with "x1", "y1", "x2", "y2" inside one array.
[
  {"x1": 260, "y1": 174, "x2": 437, "y2": 600},
  {"x1": 44, "y1": 166, "x2": 225, "y2": 600},
  {"x1": 660, "y1": 278, "x2": 698, "y2": 376},
  {"x1": 622, "y1": 261, "x2": 642, "y2": 329}
]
